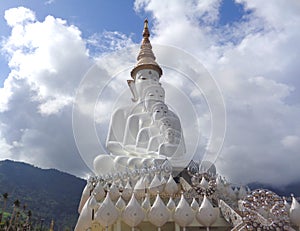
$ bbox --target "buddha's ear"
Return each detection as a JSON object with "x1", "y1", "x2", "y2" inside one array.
[{"x1": 127, "y1": 80, "x2": 138, "y2": 102}]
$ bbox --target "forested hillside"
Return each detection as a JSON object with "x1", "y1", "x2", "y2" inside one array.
[{"x1": 0, "y1": 160, "x2": 86, "y2": 230}]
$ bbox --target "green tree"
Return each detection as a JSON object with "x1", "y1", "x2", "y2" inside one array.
[
  {"x1": 0, "y1": 192, "x2": 8, "y2": 223},
  {"x1": 23, "y1": 210, "x2": 32, "y2": 231},
  {"x1": 7, "y1": 199, "x2": 20, "y2": 230}
]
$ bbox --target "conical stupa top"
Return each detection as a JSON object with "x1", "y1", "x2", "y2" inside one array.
[{"x1": 131, "y1": 19, "x2": 163, "y2": 78}]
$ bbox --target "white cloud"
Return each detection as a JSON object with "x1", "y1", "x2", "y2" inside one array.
[
  {"x1": 0, "y1": 125, "x2": 13, "y2": 159},
  {"x1": 38, "y1": 96, "x2": 73, "y2": 116},
  {"x1": 87, "y1": 31, "x2": 134, "y2": 54},
  {"x1": 4, "y1": 7, "x2": 35, "y2": 27},
  {"x1": 45, "y1": 0, "x2": 55, "y2": 5},
  {"x1": 134, "y1": 0, "x2": 300, "y2": 186},
  {"x1": 0, "y1": 7, "x2": 94, "y2": 176},
  {"x1": 281, "y1": 135, "x2": 300, "y2": 152}
]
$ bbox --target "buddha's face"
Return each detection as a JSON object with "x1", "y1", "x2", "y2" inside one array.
[
  {"x1": 159, "y1": 118, "x2": 172, "y2": 131},
  {"x1": 152, "y1": 103, "x2": 168, "y2": 121},
  {"x1": 135, "y1": 70, "x2": 159, "y2": 100},
  {"x1": 143, "y1": 86, "x2": 165, "y2": 111},
  {"x1": 164, "y1": 128, "x2": 176, "y2": 144}
]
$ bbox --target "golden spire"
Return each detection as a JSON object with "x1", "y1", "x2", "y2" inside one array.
[{"x1": 130, "y1": 19, "x2": 163, "y2": 79}]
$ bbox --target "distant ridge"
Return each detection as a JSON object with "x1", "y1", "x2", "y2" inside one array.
[
  {"x1": 248, "y1": 181, "x2": 300, "y2": 199},
  {"x1": 0, "y1": 159, "x2": 86, "y2": 230}
]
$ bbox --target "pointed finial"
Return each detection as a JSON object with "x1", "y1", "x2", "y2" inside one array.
[
  {"x1": 143, "y1": 19, "x2": 150, "y2": 38},
  {"x1": 130, "y1": 19, "x2": 162, "y2": 79}
]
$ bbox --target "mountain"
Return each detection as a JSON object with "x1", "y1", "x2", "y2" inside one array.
[
  {"x1": 0, "y1": 159, "x2": 86, "y2": 230},
  {"x1": 248, "y1": 181, "x2": 300, "y2": 198}
]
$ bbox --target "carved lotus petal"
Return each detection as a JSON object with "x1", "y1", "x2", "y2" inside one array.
[
  {"x1": 173, "y1": 194, "x2": 194, "y2": 227},
  {"x1": 141, "y1": 193, "x2": 151, "y2": 212},
  {"x1": 122, "y1": 193, "x2": 145, "y2": 227},
  {"x1": 93, "y1": 182, "x2": 105, "y2": 202},
  {"x1": 187, "y1": 160, "x2": 199, "y2": 175},
  {"x1": 109, "y1": 182, "x2": 120, "y2": 201},
  {"x1": 134, "y1": 176, "x2": 147, "y2": 199},
  {"x1": 164, "y1": 174, "x2": 178, "y2": 196},
  {"x1": 75, "y1": 197, "x2": 93, "y2": 231},
  {"x1": 226, "y1": 185, "x2": 236, "y2": 199},
  {"x1": 78, "y1": 183, "x2": 94, "y2": 214},
  {"x1": 148, "y1": 194, "x2": 170, "y2": 227},
  {"x1": 238, "y1": 186, "x2": 247, "y2": 199},
  {"x1": 149, "y1": 173, "x2": 162, "y2": 195},
  {"x1": 122, "y1": 181, "x2": 132, "y2": 201},
  {"x1": 160, "y1": 175, "x2": 166, "y2": 191},
  {"x1": 290, "y1": 196, "x2": 300, "y2": 226},
  {"x1": 115, "y1": 196, "x2": 126, "y2": 211},
  {"x1": 94, "y1": 193, "x2": 119, "y2": 227},
  {"x1": 196, "y1": 195, "x2": 218, "y2": 226},
  {"x1": 191, "y1": 198, "x2": 199, "y2": 211},
  {"x1": 199, "y1": 177, "x2": 209, "y2": 189},
  {"x1": 283, "y1": 197, "x2": 291, "y2": 211},
  {"x1": 88, "y1": 195, "x2": 100, "y2": 210},
  {"x1": 167, "y1": 197, "x2": 176, "y2": 212},
  {"x1": 216, "y1": 176, "x2": 224, "y2": 191}
]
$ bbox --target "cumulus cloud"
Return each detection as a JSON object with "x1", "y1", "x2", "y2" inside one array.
[
  {"x1": 0, "y1": 7, "x2": 93, "y2": 176},
  {"x1": 4, "y1": 7, "x2": 35, "y2": 27},
  {"x1": 0, "y1": 7, "x2": 137, "y2": 176},
  {"x1": 134, "y1": 0, "x2": 300, "y2": 186}
]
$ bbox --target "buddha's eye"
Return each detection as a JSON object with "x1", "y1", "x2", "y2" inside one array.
[
  {"x1": 149, "y1": 93, "x2": 154, "y2": 96},
  {"x1": 140, "y1": 77, "x2": 147, "y2": 80}
]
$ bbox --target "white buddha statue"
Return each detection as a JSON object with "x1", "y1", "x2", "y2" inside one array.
[
  {"x1": 122, "y1": 85, "x2": 165, "y2": 153},
  {"x1": 147, "y1": 116, "x2": 186, "y2": 157},
  {"x1": 106, "y1": 69, "x2": 162, "y2": 155},
  {"x1": 103, "y1": 19, "x2": 186, "y2": 169},
  {"x1": 158, "y1": 128, "x2": 185, "y2": 158},
  {"x1": 135, "y1": 102, "x2": 168, "y2": 153}
]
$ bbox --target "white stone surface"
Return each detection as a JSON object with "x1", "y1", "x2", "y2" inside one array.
[
  {"x1": 122, "y1": 193, "x2": 145, "y2": 227},
  {"x1": 93, "y1": 155, "x2": 115, "y2": 175},
  {"x1": 93, "y1": 182, "x2": 105, "y2": 202},
  {"x1": 167, "y1": 197, "x2": 176, "y2": 212},
  {"x1": 290, "y1": 196, "x2": 300, "y2": 227},
  {"x1": 148, "y1": 194, "x2": 170, "y2": 227},
  {"x1": 78, "y1": 181, "x2": 94, "y2": 214},
  {"x1": 74, "y1": 196, "x2": 95, "y2": 231},
  {"x1": 191, "y1": 198, "x2": 199, "y2": 211},
  {"x1": 173, "y1": 194, "x2": 195, "y2": 227},
  {"x1": 196, "y1": 195, "x2": 218, "y2": 227},
  {"x1": 122, "y1": 181, "x2": 133, "y2": 201},
  {"x1": 164, "y1": 174, "x2": 179, "y2": 196},
  {"x1": 94, "y1": 193, "x2": 119, "y2": 227}
]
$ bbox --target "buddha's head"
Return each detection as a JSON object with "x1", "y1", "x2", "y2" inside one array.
[
  {"x1": 163, "y1": 128, "x2": 176, "y2": 144},
  {"x1": 142, "y1": 85, "x2": 165, "y2": 111},
  {"x1": 151, "y1": 102, "x2": 168, "y2": 121},
  {"x1": 159, "y1": 117, "x2": 173, "y2": 131},
  {"x1": 135, "y1": 69, "x2": 160, "y2": 100}
]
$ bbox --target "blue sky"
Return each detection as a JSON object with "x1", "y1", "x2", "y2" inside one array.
[
  {"x1": 0, "y1": 0, "x2": 299, "y2": 186},
  {"x1": 0, "y1": 0, "x2": 245, "y2": 86}
]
